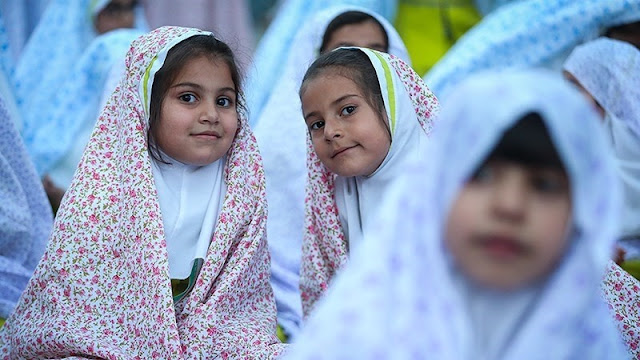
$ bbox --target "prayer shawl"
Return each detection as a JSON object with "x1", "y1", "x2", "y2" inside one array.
[
  {"x1": 563, "y1": 37, "x2": 640, "y2": 241},
  {"x1": 285, "y1": 69, "x2": 628, "y2": 359},
  {"x1": 0, "y1": 13, "x2": 21, "y2": 133},
  {"x1": 424, "y1": 0, "x2": 640, "y2": 98},
  {"x1": 0, "y1": 94, "x2": 53, "y2": 319},
  {"x1": 0, "y1": 26, "x2": 285, "y2": 359},
  {"x1": 253, "y1": 5, "x2": 410, "y2": 336},
  {"x1": 32, "y1": 28, "x2": 143, "y2": 187},
  {"x1": 300, "y1": 48, "x2": 439, "y2": 318},
  {"x1": 14, "y1": 0, "x2": 147, "y2": 167},
  {"x1": 0, "y1": 0, "x2": 48, "y2": 60},
  {"x1": 246, "y1": 0, "x2": 397, "y2": 125},
  {"x1": 603, "y1": 261, "x2": 640, "y2": 357}
]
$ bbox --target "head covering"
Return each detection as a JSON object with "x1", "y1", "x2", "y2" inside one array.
[
  {"x1": 424, "y1": 0, "x2": 640, "y2": 98},
  {"x1": 14, "y1": 0, "x2": 147, "y2": 152},
  {"x1": 28, "y1": 28, "x2": 143, "y2": 187},
  {"x1": 0, "y1": 12, "x2": 21, "y2": 133},
  {"x1": 0, "y1": 26, "x2": 284, "y2": 358},
  {"x1": 0, "y1": 0, "x2": 49, "y2": 60},
  {"x1": 564, "y1": 37, "x2": 640, "y2": 241},
  {"x1": 300, "y1": 48, "x2": 439, "y2": 318},
  {"x1": 603, "y1": 260, "x2": 640, "y2": 357},
  {"x1": 253, "y1": 5, "x2": 410, "y2": 336},
  {"x1": 285, "y1": 69, "x2": 627, "y2": 359},
  {"x1": 0, "y1": 94, "x2": 53, "y2": 319},
  {"x1": 246, "y1": 0, "x2": 397, "y2": 124}
]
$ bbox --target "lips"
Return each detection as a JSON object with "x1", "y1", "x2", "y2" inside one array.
[
  {"x1": 331, "y1": 145, "x2": 355, "y2": 158},
  {"x1": 476, "y1": 234, "x2": 528, "y2": 259},
  {"x1": 192, "y1": 130, "x2": 221, "y2": 138}
]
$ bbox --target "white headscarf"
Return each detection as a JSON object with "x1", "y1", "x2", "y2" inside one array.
[
  {"x1": 335, "y1": 48, "x2": 426, "y2": 252},
  {"x1": 253, "y1": 6, "x2": 410, "y2": 335},
  {"x1": 285, "y1": 69, "x2": 627, "y2": 359},
  {"x1": 151, "y1": 158, "x2": 226, "y2": 280},
  {"x1": 564, "y1": 37, "x2": 640, "y2": 241}
]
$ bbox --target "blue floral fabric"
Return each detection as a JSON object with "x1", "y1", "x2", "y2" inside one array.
[{"x1": 0, "y1": 94, "x2": 53, "y2": 319}]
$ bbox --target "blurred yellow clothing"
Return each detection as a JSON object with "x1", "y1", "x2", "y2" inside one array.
[
  {"x1": 620, "y1": 259, "x2": 640, "y2": 281},
  {"x1": 0, "y1": 318, "x2": 4, "y2": 328},
  {"x1": 395, "y1": 0, "x2": 482, "y2": 76}
]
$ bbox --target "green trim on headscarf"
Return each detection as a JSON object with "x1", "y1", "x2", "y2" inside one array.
[
  {"x1": 373, "y1": 51, "x2": 397, "y2": 135},
  {"x1": 143, "y1": 55, "x2": 159, "y2": 116}
]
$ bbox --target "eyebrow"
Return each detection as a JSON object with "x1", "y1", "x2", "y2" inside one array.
[
  {"x1": 303, "y1": 94, "x2": 359, "y2": 121},
  {"x1": 171, "y1": 82, "x2": 236, "y2": 94}
]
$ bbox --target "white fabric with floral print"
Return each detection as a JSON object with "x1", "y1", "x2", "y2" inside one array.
[{"x1": 0, "y1": 26, "x2": 285, "y2": 359}]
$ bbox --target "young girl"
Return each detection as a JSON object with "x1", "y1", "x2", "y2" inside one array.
[
  {"x1": 563, "y1": 37, "x2": 640, "y2": 356},
  {"x1": 253, "y1": 6, "x2": 412, "y2": 337},
  {"x1": 284, "y1": 69, "x2": 628, "y2": 359},
  {"x1": 298, "y1": 47, "x2": 439, "y2": 317},
  {"x1": 0, "y1": 26, "x2": 284, "y2": 358}
]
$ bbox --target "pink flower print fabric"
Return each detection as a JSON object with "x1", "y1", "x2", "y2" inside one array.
[
  {"x1": 0, "y1": 26, "x2": 284, "y2": 359},
  {"x1": 299, "y1": 49, "x2": 439, "y2": 318},
  {"x1": 603, "y1": 260, "x2": 640, "y2": 357}
]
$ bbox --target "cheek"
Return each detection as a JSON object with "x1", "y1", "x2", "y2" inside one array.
[
  {"x1": 444, "y1": 190, "x2": 476, "y2": 253},
  {"x1": 534, "y1": 201, "x2": 572, "y2": 261}
]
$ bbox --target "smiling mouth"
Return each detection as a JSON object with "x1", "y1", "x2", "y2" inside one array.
[
  {"x1": 331, "y1": 146, "x2": 355, "y2": 158},
  {"x1": 192, "y1": 131, "x2": 221, "y2": 138}
]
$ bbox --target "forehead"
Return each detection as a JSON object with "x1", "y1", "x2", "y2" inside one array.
[
  {"x1": 301, "y1": 72, "x2": 363, "y2": 105},
  {"x1": 172, "y1": 56, "x2": 233, "y2": 85},
  {"x1": 325, "y1": 20, "x2": 386, "y2": 50}
]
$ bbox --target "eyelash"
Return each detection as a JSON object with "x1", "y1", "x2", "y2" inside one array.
[
  {"x1": 217, "y1": 97, "x2": 233, "y2": 107},
  {"x1": 178, "y1": 94, "x2": 235, "y2": 108},
  {"x1": 341, "y1": 105, "x2": 356, "y2": 116},
  {"x1": 179, "y1": 93, "x2": 197, "y2": 103},
  {"x1": 307, "y1": 104, "x2": 357, "y2": 132},
  {"x1": 309, "y1": 120, "x2": 324, "y2": 131}
]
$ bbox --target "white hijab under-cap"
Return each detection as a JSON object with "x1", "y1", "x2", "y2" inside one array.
[
  {"x1": 151, "y1": 158, "x2": 226, "y2": 279},
  {"x1": 143, "y1": 32, "x2": 227, "y2": 280},
  {"x1": 564, "y1": 37, "x2": 640, "y2": 241}
]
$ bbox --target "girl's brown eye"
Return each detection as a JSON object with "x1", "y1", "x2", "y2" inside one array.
[
  {"x1": 340, "y1": 105, "x2": 356, "y2": 116},
  {"x1": 310, "y1": 120, "x2": 325, "y2": 131}
]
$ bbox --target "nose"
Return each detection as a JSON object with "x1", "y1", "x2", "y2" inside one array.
[
  {"x1": 199, "y1": 100, "x2": 219, "y2": 124},
  {"x1": 491, "y1": 171, "x2": 527, "y2": 222},
  {"x1": 323, "y1": 118, "x2": 342, "y2": 142}
]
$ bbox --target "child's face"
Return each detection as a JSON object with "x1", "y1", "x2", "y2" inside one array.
[
  {"x1": 94, "y1": 0, "x2": 136, "y2": 34},
  {"x1": 445, "y1": 159, "x2": 572, "y2": 290},
  {"x1": 301, "y1": 73, "x2": 390, "y2": 177},
  {"x1": 156, "y1": 55, "x2": 238, "y2": 166},
  {"x1": 323, "y1": 19, "x2": 387, "y2": 53}
]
